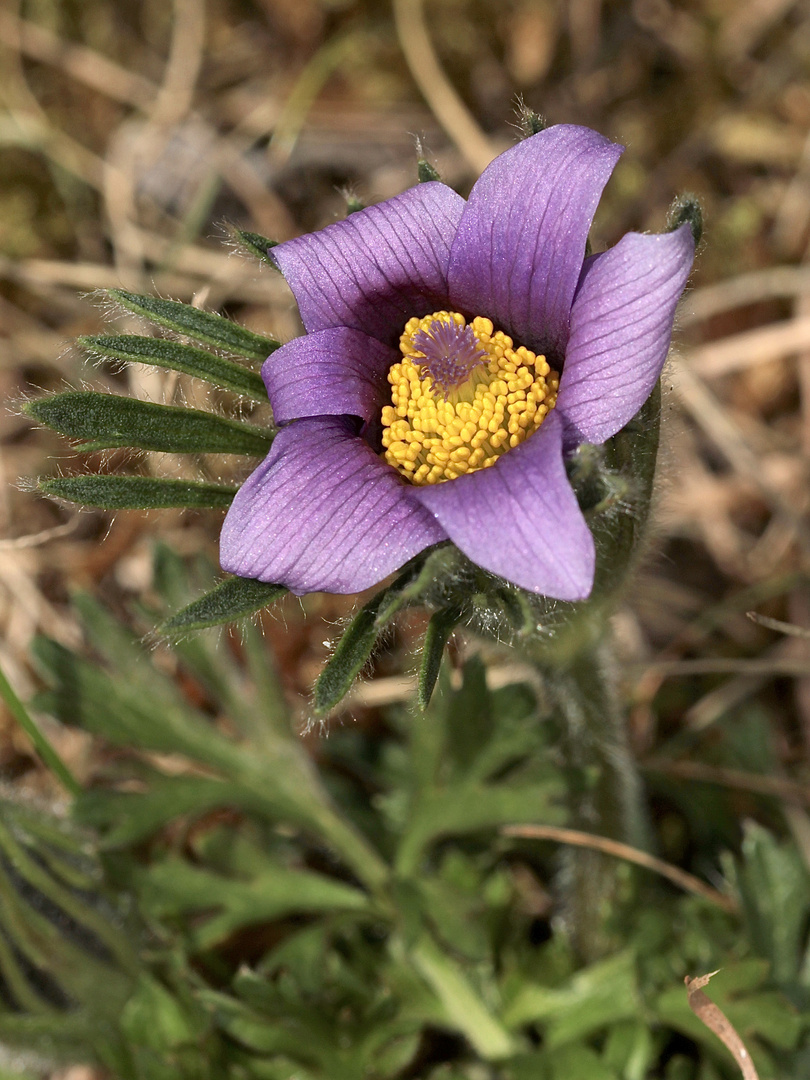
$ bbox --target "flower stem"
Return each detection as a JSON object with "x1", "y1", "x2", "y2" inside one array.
[
  {"x1": 539, "y1": 640, "x2": 651, "y2": 961},
  {"x1": 514, "y1": 387, "x2": 663, "y2": 959}
]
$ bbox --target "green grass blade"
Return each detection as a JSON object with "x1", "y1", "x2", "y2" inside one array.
[{"x1": 0, "y1": 661, "x2": 80, "y2": 796}]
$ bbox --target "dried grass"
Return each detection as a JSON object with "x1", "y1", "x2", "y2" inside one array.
[{"x1": 1, "y1": 0, "x2": 809, "y2": 851}]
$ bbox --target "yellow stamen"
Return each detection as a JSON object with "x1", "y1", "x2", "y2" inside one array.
[{"x1": 381, "y1": 311, "x2": 560, "y2": 485}]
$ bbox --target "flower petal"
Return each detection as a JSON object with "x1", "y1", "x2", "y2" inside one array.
[
  {"x1": 220, "y1": 418, "x2": 446, "y2": 594},
  {"x1": 558, "y1": 223, "x2": 695, "y2": 444},
  {"x1": 448, "y1": 125, "x2": 623, "y2": 361},
  {"x1": 271, "y1": 183, "x2": 465, "y2": 347},
  {"x1": 263, "y1": 328, "x2": 397, "y2": 425},
  {"x1": 412, "y1": 411, "x2": 594, "y2": 599}
]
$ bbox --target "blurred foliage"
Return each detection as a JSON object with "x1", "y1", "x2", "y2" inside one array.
[
  {"x1": 0, "y1": 549, "x2": 805, "y2": 1077},
  {"x1": 4, "y1": 0, "x2": 810, "y2": 1078}
]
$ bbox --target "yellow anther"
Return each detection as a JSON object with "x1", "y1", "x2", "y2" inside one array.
[{"x1": 380, "y1": 310, "x2": 559, "y2": 485}]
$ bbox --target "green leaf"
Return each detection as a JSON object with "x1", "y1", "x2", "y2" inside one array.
[
  {"x1": 418, "y1": 606, "x2": 463, "y2": 709},
  {"x1": 39, "y1": 474, "x2": 236, "y2": 509},
  {"x1": 415, "y1": 854, "x2": 504, "y2": 962},
  {"x1": 0, "y1": 659, "x2": 80, "y2": 797},
  {"x1": 373, "y1": 545, "x2": 458, "y2": 628},
  {"x1": 409, "y1": 934, "x2": 516, "y2": 1060},
  {"x1": 24, "y1": 392, "x2": 271, "y2": 455},
  {"x1": 233, "y1": 229, "x2": 280, "y2": 266},
  {"x1": 313, "y1": 589, "x2": 389, "y2": 715},
  {"x1": 601, "y1": 1021, "x2": 656, "y2": 1080},
  {"x1": 79, "y1": 334, "x2": 267, "y2": 400},
  {"x1": 417, "y1": 159, "x2": 441, "y2": 183},
  {"x1": 137, "y1": 859, "x2": 371, "y2": 949},
  {"x1": 107, "y1": 288, "x2": 279, "y2": 360},
  {"x1": 159, "y1": 576, "x2": 287, "y2": 636},
  {"x1": 0, "y1": 812, "x2": 139, "y2": 1008},
  {"x1": 120, "y1": 976, "x2": 199, "y2": 1052},
  {"x1": 313, "y1": 556, "x2": 459, "y2": 715},
  {"x1": 31, "y1": 636, "x2": 243, "y2": 769},
  {"x1": 502, "y1": 952, "x2": 640, "y2": 1044},
  {"x1": 465, "y1": 710, "x2": 544, "y2": 785},
  {"x1": 74, "y1": 777, "x2": 263, "y2": 848},
  {"x1": 728, "y1": 821, "x2": 810, "y2": 990},
  {"x1": 543, "y1": 1044, "x2": 618, "y2": 1080},
  {"x1": 204, "y1": 992, "x2": 325, "y2": 1065},
  {"x1": 443, "y1": 655, "x2": 494, "y2": 775},
  {"x1": 396, "y1": 779, "x2": 566, "y2": 876}
]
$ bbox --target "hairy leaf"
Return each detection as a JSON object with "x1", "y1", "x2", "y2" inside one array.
[
  {"x1": 79, "y1": 334, "x2": 267, "y2": 400},
  {"x1": 417, "y1": 159, "x2": 441, "y2": 183},
  {"x1": 233, "y1": 229, "x2": 280, "y2": 266},
  {"x1": 31, "y1": 636, "x2": 242, "y2": 768},
  {"x1": 24, "y1": 392, "x2": 271, "y2": 455},
  {"x1": 107, "y1": 289, "x2": 280, "y2": 360},
  {"x1": 75, "y1": 778, "x2": 265, "y2": 848},
  {"x1": 418, "y1": 605, "x2": 464, "y2": 709},
  {"x1": 39, "y1": 474, "x2": 236, "y2": 509},
  {"x1": 313, "y1": 590, "x2": 389, "y2": 715},
  {"x1": 159, "y1": 576, "x2": 286, "y2": 636}
]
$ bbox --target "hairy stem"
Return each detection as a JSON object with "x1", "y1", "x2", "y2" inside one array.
[{"x1": 540, "y1": 640, "x2": 651, "y2": 961}]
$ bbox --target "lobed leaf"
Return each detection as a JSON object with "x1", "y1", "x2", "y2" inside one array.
[
  {"x1": 502, "y1": 952, "x2": 640, "y2": 1043},
  {"x1": 31, "y1": 635, "x2": 243, "y2": 769},
  {"x1": 24, "y1": 391, "x2": 272, "y2": 455},
  {"x1": 119, "y1": 975, "x2": 203, "y2": 1054},
  {"x1": 396, "y1": 780, "x2": 566, "y2": 877},
  {"x1": 409, "y1": 934, "x2": 516, "y2": 1060},
  {"x1": 75, "y1": 778, "x2": 261, "y2": 848},
  {"x1": 137, "y1": 859, "x2": 371, "y2": 950},
  {"x1": 443, "y1": 656, "x2": 495, "y2": 775},
  {"x1": 79, "y1": 334, "x2": 267, "y2": 400},
  {"x1": 107, "y1": 288, "x2": 280, "y2": 360},
  {"x1": 39, "y1": 474, "x2": 236, "y2": 510},
  {"x1": 728, "y1": 821, "x2": 810, "y2": 990},
  {"x1": 0, "y1": 809, "x2": 139, "y2": 1021}
]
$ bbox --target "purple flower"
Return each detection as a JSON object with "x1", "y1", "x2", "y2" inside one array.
[{"x1": 220, "y1": 125, "x2": 694, "y2": 601}]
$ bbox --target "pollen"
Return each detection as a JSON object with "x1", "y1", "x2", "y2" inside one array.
[{"x1": 381, "y1": 311, "x2": 560, "y2": 485}]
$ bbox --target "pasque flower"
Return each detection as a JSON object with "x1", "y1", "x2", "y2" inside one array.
[{"x1": 220, "y1": 125, "x2": 694, "y2": 601}]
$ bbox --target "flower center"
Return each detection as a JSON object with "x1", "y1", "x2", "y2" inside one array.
[{"x1": 381, "y1": 311, "x2": 560, "y2": 485}]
